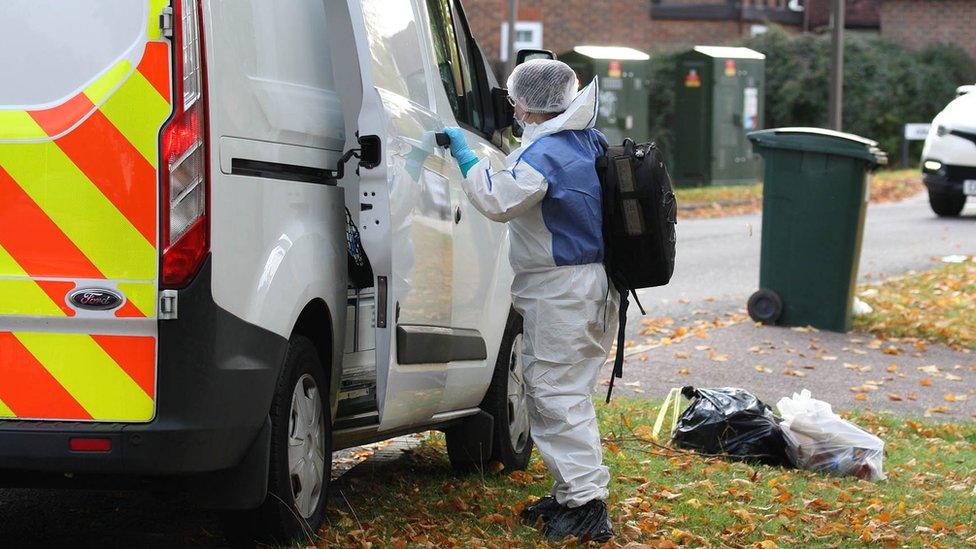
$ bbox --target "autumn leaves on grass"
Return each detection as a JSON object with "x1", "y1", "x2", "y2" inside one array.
[
  {"x1": 675, "y1": 170, "x2": 922, "y2": 220},
  {"x1": 855, "y1": 258, "x2": 976, "y2": 350},
  {"x1": 320, "y1": 400, "x2": 976, "y2": 547}
]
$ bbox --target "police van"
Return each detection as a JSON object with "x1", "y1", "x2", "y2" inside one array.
[{"x1": 0, "y1": 0, "x2": 534, "y2": 541}]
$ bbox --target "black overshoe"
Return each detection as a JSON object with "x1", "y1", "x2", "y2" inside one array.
[
  {"x1": 542, "y1": 499, "x2": 613, "y2": 543},
  {"x1": 520, "y1": 495, "x2": 563, "y2": 525}
]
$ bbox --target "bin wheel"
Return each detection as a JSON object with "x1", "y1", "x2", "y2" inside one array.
[{"x1": 748, "y1": 289, "x2": 783, "y2": 324}]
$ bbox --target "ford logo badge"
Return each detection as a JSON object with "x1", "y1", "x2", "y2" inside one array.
[{"x1": 69, "y1": 288, "x2": 123, "y2": 311}]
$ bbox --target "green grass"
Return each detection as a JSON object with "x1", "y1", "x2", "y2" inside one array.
[
  {"x1": 674, "y1": 169, "x2": 922, "y2": 219},
  {"x1": 856, "y1": 260, "x2": 976, "y2": 350},
  {"x1": 674, "y1": 182, "x2": 762, "y2": 205},
  {"x1": 314, "y1": 398, "x2": 976, "y2": 547}
]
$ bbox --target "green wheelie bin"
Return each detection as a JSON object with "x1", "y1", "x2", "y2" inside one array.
[{"x1": 746, "y1": 128, "x2": 887, "y2": 332}]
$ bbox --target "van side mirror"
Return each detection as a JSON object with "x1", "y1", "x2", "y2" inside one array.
[
  {"x1": 516, "y1": 49, "x2": 556, "y2": 65},
  {"x1": 491, "y1": 87, "x2": 514, "y2": 132}
]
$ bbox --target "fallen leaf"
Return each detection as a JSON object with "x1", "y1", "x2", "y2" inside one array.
[
  {"x1": 925, "y1": 405, "x2": 950, "y2": 416},
  {"x1": 481, "y1": 513, "x2": 506, "y2": 525},
  {"x1": 709, "y1": 351, "x2": 730, "y2": 362},
  {"x1": 920, "y1": 378, "x2": 933, "y2": 387},
  {"x1": 887, "y1": 393, "x2": 903, "y2": 401}
]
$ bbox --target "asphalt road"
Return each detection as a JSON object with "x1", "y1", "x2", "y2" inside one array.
[
  {"x1": 634, "y1": 192, "x2": 976, "y2": 322},
  {"x1": 609, "y1": 322, "x2": 976, "y2": 418},
  {"x1": 1, "y1": 192, "x2": 972, "y2": 547}
]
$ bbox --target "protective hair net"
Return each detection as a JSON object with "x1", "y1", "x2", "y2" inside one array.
[{"x1": 506, "y1": 59, "x2": 580, "y2": 114}]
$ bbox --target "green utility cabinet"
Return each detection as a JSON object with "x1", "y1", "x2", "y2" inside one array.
[
  {"x1": 673, "y1": 46, "x2": 765, "y2": 186},
  {"x1": 560, "y1": 46, "x2": 650, "y2": 145},
  {"x1": 747, "y1": 128, "x2": 887, "y2": 332}
]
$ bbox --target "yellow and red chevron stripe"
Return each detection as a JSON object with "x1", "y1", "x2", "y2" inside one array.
[
  {"x1": 0, "y1": 1, "x2": 171, "y2": 422},
  {"x1": 0, "y1": 44, "x2": 170, "y2": 319},
  {"x1": 0, "y1": 332, "x2": 155, "y2": 421}
]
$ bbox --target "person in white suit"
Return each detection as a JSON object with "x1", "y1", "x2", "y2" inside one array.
[{"x1": 443, "y1": 59, "x2": 617, "y2": 542}]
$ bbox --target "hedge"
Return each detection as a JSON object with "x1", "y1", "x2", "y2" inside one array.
[{"x1": 647, "y1": 26, "x2": 976, "y2": 166}]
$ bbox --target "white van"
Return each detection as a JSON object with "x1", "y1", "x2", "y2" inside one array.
[
  {"x1": 0, "y1": 0, "x2": 535, "y2": 542},
  {"x1": 921, "y1": 91, "x2": 976, "y2": 217}
]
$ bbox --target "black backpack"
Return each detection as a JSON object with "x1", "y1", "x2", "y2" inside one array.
[{"x1": 596, "y1": 137, "x2": 677, "y2": 402}]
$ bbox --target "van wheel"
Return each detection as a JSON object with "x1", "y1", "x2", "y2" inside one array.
[
  {"x1": 929, "y1": 191, "x2": 966, "y2": 217},
  {"x1": 255, "y1": 336, "x2": 331, "y2": 545},
  {"x1": 445, "y1": 309, "x2": 533, "y2": 473}
]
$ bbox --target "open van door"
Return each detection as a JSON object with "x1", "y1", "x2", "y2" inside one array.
[{"x1": 326, "y1": 0, "x2": 477, "y2": 431}]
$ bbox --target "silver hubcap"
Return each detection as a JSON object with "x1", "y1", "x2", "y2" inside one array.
[
  {"x1": 507, "y1": 333, "x2": 530, "y2": 453},
  {"x1": 287, "y1": 374, "x2": 326, "y2": 519}
]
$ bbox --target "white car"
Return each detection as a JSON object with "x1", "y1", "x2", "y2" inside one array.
[
  {"x1": 921, "y1": 92, "x2": 976, "y2": 216},
  {"x1": 0, "y1": 0, "x2": 532, "y2": 543}
]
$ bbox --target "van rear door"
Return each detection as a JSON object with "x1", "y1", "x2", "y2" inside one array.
[{"x1": 0, "y1": 1, "x2": 172, "y2": 422}]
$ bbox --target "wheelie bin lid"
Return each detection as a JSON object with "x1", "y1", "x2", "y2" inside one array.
[{"x1": 748, "y1": 127, "x2": 888, "y2": 166}]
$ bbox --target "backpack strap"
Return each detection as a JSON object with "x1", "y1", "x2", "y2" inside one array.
[
  {"x1": 605, "y1": 288, "x2": 629, "y2": 403},
  {"x1": 594, "y1": 129, "x2": 610, "y2": 153},
  {"x1": 630, "y1": 288, "x2": 646, "y2": 316}
]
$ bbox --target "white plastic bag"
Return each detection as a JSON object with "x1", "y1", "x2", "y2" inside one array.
[{"x1": 776, "y1": 389, "x2": 886, "y2": 481}]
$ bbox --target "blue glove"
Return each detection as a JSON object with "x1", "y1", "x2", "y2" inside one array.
[{"x1": 443, "y1": 126, "x2": 479, "y2": 177}]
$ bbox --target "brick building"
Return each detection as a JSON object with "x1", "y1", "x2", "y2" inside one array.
[
  {"x1": 464, "y1": 0, "x2": 975, "y2": 67},
  {"x1": 880, "y1": 0, "x2": 976, "y2": 61}
]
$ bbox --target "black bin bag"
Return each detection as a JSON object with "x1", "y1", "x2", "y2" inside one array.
[{"x1": 671, "y1": 386, "x2": 798, "y2": 468}]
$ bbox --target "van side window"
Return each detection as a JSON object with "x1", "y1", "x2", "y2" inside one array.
[
  {"x1": 361, "y1": 0, "x2": 430, "y2": 107},
  {"x1": 426, "y1": 0, "x2": 465, "y2": 120},
  {"x1": 427, "y1": 0, "x2": 489, "y2": 133},
  {"x1": 449, "y1": 1, "x2": 486, "y2": 130}
]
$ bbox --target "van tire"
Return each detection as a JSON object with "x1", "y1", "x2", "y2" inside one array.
[
  {"x1": 445, "y1": 309, "x2": 533, "y2": 473},
  {"x1": 928, "y1": 190, "x2": 966, "y2": 217},
  {"x1": 226, "y1": 336, "x2": 331, "y2": 546}
]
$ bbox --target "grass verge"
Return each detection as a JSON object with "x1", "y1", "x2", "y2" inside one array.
[
  {"x1": 316, "y1": 398, "x2": 976, "y2": 548},
  {"x1": 676, "y1": 169, "x2": 923, "y2": 219},
  {"x1": 856, "y1": 258, "x2": 976, "y2": 350}
]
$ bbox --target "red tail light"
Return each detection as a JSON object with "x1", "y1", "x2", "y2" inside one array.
[{"x1": 161, "y1": 0, "x2": 209, "y2": 288}]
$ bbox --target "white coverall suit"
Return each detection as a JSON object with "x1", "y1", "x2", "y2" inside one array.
[{"x1": 460, "y1": 80, "x2": 618, "y2": 507}]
